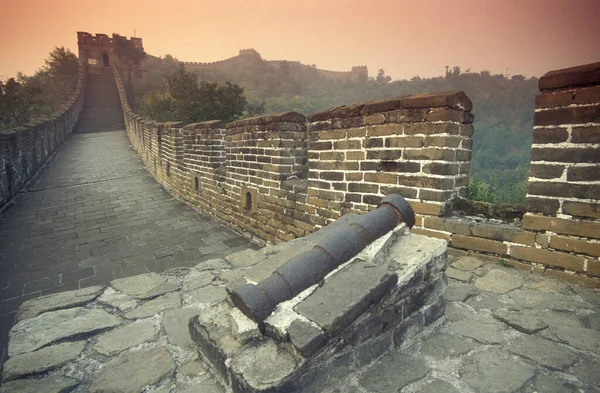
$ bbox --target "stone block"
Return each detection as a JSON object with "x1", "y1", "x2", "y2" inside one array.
[
  {"x1": 295, "y1": 262, "x2": 397, "y2": 335},
  {"x1": 523, "y1": 214, "x2": 600, "y2": 240},
  {"x1": 288, "y1": 319, "x2": 327, "y2": 358}
]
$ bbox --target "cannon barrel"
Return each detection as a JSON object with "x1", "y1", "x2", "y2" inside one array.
[{"x1": 229, "y1": 194, "x2": 416, "y2": 325}]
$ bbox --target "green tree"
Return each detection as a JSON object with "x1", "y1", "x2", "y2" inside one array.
[{"x1": 376, "y1": 69, "x2": 392, "y2": 83}]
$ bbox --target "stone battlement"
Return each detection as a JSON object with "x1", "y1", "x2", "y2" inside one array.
[{"x1": 110, "y1": 59, "x2": 600, "y2": 287}]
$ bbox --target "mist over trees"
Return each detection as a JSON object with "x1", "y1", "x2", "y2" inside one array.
[{"x1": 0, "y1": 47, "x2": 79, "y2": 130}]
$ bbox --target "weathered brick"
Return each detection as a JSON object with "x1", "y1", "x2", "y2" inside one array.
[
  {"x1": 364, "y1": 172, "x2": 397, "y2": 184},
  {"x1": 345, "y1": 172, "x2": 363, "y2": 181},
  {"x1": 526, "y1": 197, "x2": 560, "y2": 215},
  {"x1": 534, "y1": 106, "x2": 600, "y2": 126},
  {"x1": 345, "y1": 193, "x2": 362, "y2": 203},
  {"x1": 348, "y1": 183, "x2": 379, "y2": 193},
  {"x1": 572, "y1": 126, "x2": 600, "y2": 143},
  {"x1": 510, "y1": 246, "x2": 584, "y2": 272},
  {"x1": 471, "y1": 223, "x2": 536, "y2": 245},
  {"x1": 460, "y1": 124, "x2": 474, "y2": 137},
  {"x1": 418, "y1": 189, "x2": 454, "y2": 202},
  {"x1": 523, "y1": 214, "x2": 600, "y2": 239},
  {"x1": 410, "y1": 202, "x2": 442, "y2": 216},
  {"x1": 455, "y1": 150, "x2": 471, "y2": 161},
  {"x1": 424, "y1": 108, "x2": 464, "y2": 122},
  {"x1": 539, "y1": 62, "x2": 600, "y2": 91},
  {"x1": 367, "y1": 125, "x2": 401, "y2": 137},
  {"x1": 404, "y1": 123, "x2": 460, "y2": 135},
  {"x1": 424, "y1": 216, "x2": 472, "y2": 235},
  {"x1": 364, "y1": 114, "x2": 386, "y2": 125},
  {"x1": 451, "y1": 235, "x2": 507, "y2": 255},
  {"x1": 320, "y1": 171, "x2": 344, "y2": 181},
  {"x1": 347, "y1": 128, "x2": 367, "y2": 138},
  {"x1": 385, "y1": 136, "x2": 424, "y2": 148},
  {"x1": 379, "y1": 186, "x2": 418, "y2": 199},
  {"x1": 529, "y1": 164, "x2": 564, "y2": 179},
  {"x1": 363, "y1": 194, "x2": 382, "y2": 205},
  {"x1": 544, "y1": 269, "x2": 600, "y2": 288},
  {"x1": 366, "y1": 150, "x2": 402, "y2": 160},
  {"x1": 424, "y1": 136, "x2": 462, "y2": 148},
  {"x1": 575, "y1": 85, "x2": 600, "y2": 105},
  {"x1": 532, "y1": 128, "x2": 568, "y2": 144},
  {"x1": 333, "y1": 140, "x2": 361, "y2": 150},
  {"x1": 397, "y1": 175, "x2": 454, "y2": 190},
  {"x1": 319, "y1": 151, "x2": 345, "y2": 161},
  {"x1": 363, "y1": 138, "x2": 384, "y2": 148},
  {"x1": 422, "y1": 163, "x2": 459, "y2": 175},
  {"x1": 528, "y1": 181, "x2": 600, "y2": 199},
  {"x1": 567, "y1": 166, "x2": 600, "y2": 181},
  {"x1": 319, "y1": 129, "x2": 347, "y2": 140},
  {"x1": 531, "y1": 147, "x2": 600, "y2": 163},
  {"x1": 535, "y1": 91, "x2": 575, "y2": 108},
  {"x1": 404, "y1": 149, "x2": 454, "y2": 161},
  {"x1": 550, "y1": 236, "x2": 600, "y2": 257},
  {"x1": 562, "y1": 201, "x2": 600, "y2": 219}
]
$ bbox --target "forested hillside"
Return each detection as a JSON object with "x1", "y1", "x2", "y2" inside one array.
[{"x1": 134, "y1": 56, "x2": 538, "y2": 205}]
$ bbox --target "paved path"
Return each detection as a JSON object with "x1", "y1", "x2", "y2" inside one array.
[{"x1": 0, "y1": 130, "x2": 256, "y2": 369}]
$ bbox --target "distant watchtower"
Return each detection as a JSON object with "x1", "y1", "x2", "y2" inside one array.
[{"x1": 77, "y1": 32, "x2": 144, "y2": 74}]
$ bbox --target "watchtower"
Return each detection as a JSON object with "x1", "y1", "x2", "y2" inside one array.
[{"x1": 77, "y1": 32, "x2": 144, "y2": 74}]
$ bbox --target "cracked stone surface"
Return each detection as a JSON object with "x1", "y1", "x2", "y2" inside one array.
[
  {"x1": 8, "y1": 307, "x2": 121, "y2": 356},
  {"x1": 15, "y1": 286, "x2": 104, "y2": 323},
  {"x1": 89, "y1": 347, "x2": 175, "y2": 393},
  {"x1": 3, "y1": 249, "x2": 600, "y2": 393},
  {"x1": 460, "y1": 350, "x2": 535, "y2": 393},
  {"x1": 474, "y1": 269, "x2": 524, "y2": 293},
  {"x1": 111, "y1": 273, "x2": 179, "y2": 300},
  {"x1": 94, "y1": 319, "x2": 157, "y2": 355},
  {"x1": 2, "y1": 341, "x2": 85, "y2": 381}
]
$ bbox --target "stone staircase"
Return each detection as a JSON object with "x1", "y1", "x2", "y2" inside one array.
[{"x1": 76, "y1": 67, "x2": 125, "y2": 133}]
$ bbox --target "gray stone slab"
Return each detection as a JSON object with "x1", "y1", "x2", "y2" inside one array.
[
  {"x1": 180, "y1": 379, "x2": 225, "y2": 393},
  {"x1": 295, "y1": 262, "x2": 397, "y2": 335},
  {"x1": 110, "y1": 273, "x2": 179, "y2": 300},
  {"x1": 415, "y1": 379, "x2": 461, "y2": 393},
  {"x1": 507, "y1": 336, "x2": 578, "y2": 370},
  {"x1": 89, "y1": 347, "x2": 175, "y2": 393},
  {"x1": 510, "y1": 290, "x2": 586, "y2": 310},
  {"x1": 9, "y1": 307, "x2": 121, "y2": 356},
  {"x1": 533, "y1": 374, "x2": 578, "y2": 393},
  {"x1": 475, "y1": 269, "x2": 525, "y2": 294},
  {"x1": 16, "y1": 285, "x2": 104, "y2": 322},
  {"x1": 443, "y1": 284, "x2": 475, "y2": 302},
  {"x1": 179, "y1": 359, "x2": 208, "y2": 377},
  {"x1": 0, "y1": 375, "x2": 79, "y2": 393},
  {"x1": 162, "y1": 307, "x2": 202, "y2": 349},
  {"x1": 229, "y1": 340, "x2": 297, "y2": 389},
  {"x1": 96, "y1": 288, "x2": 137, "y2": 312},
  {"x1": 359, "y1": 352, "x2": 430, "y2": 392},
  {"x1": 493, "y1": 310, "x2": 549, "y2": 334},
  {"x1": 184, "y1": 285, "x2": 228, "y2": 307},
  {"x1": 182, "y1": 271, "x2": 214, "y2": 292},
  {"x1": 571, "y1": 359, "x2": 600, "y2": 386},
  {"x1": 225, "y1": 249, "x2": 266, "y2": 268},
  {"x1": 288, "y1": 319, "x2": 327, "y2": 358},
  {"x1": 544, "y1": 325, "x2": 600, "y2": 354},
  {"x1": 194, "y1": 258, "x2": 231, "y2": 272},
  {"x1": 420, "y1": 332, "x2": 474, "y2": 357},
  {"x1": 2, "y1": 341, "x2": 85, "y2": 381},
  {"x1": 244, "y1": 239, "x2": 316, "y2": 283},
  {"x1": 451, "y1": 256, "x2": 484, "y2": 271},
  {"x1": 450, "y1": 318, "x2": 506, "y2": 344},
  {"x1": 526, "y1": 278, "x2": 571, "y2": 294},
  {"x1": 460, "y1": 350, "x2": 535, "y2": 393},
  {"x1": 446, "y1": 267, "x2": 473, "y2": 282},
  {"x1": 583, "y1": 312, "x2": 600, "y2": 330},
  {"x1": 466, "y1": 293, "x2": 517, "y2": 310},
  {"x1": 124, "y1": 292, "x2": 181, "y2": 319},
  {"x1": 94, "y1": 319, "x2": 156, "y2": 355}
]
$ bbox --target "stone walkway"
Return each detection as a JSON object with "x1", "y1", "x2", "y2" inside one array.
[
  {"x1": 2, "y1": 245, "x2": 598, "y2": 392},
  {"x1": 0, "y1": 130, "x2": 257, "y2": 373}
]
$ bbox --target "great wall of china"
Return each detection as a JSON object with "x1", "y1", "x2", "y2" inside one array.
[{"x1": 1, "y1": 33, "x2": 599, "y2": 289}]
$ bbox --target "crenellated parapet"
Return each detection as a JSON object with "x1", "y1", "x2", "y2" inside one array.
[
  {"x1": 77, "y1": 31, "x2": 143, "y2": 74},
  {"x1": 110, "y1": 58, "x2": 600, "y2": 287},
  {"x1": 0, "y1": 61, "x2": 87, "y2": 208}
]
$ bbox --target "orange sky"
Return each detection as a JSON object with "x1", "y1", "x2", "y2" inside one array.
[{"x1": 0, "y1": 0, "x2": 599, "y2": 81}]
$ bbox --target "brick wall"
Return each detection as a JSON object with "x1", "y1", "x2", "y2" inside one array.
[
  {"x1": 0, "y1": 62, "x2": 86, "y2": 209},
  {"x1": 112, "y1": 60, "x2": 600, "y2": 287}
]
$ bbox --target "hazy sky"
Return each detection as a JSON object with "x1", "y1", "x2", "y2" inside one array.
[{"x1": 0, "y1": 0, "x2": 598, "y2": 81}]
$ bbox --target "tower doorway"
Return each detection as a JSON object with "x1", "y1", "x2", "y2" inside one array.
[{"x1": 102, "y1": 53, "x2": 109, "y2": 66}]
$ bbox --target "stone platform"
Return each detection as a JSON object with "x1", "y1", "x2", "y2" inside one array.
[{"x1": 2, "y1": 231, "x2": 600, "y2": 392}]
